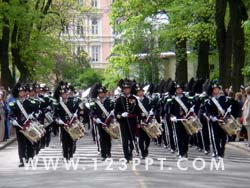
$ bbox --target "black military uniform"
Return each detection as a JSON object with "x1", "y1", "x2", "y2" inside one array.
[
  {"x1": 37, "y1": 86, "x2": 54, "y2": 148},
  {"x1": 170, "y1": 84, "x2": 191, "y2": 158},
  {"x1": 53, "y1": 82, "x2": 80, "y2": 160},
  {"x1": 26, "y1": 83, "x2": 43, "y2": 155},
  {"x1": 90, "y1": 86, "x2": 114, "y2": 160},
  {"x1": 136, "y1": 85, "x2": 152, "y2": 159},
  {"x1": 114, "y1": 80, "x2": 141, "y2": 162},
  {"x1": 197, "y1": 93, "x2": 211, "y2": 154},
  {"x1": 9, "y1": 83, "x2": 36, "y2": 167},
  {"x1": 163, "y1": 95, "x2": 176, "y2": 152},
  {"x1": 205, "y1": 84, "x2": 229, "y2": 158}
]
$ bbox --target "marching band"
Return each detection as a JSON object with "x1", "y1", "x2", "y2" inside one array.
[{"x1": 9, "y1": 78, "x2": 244, "y2": 167}]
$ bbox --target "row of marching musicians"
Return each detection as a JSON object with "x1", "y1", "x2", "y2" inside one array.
[
  {"x1": 9, "y1": 78, "x2": 242, "y2": 167},
  {"x1": 9, "y1": 81, "x2": 85, "y2": 167},
  {"x1": 88, "y1": 78, "x2": 241, "y2": 162}
]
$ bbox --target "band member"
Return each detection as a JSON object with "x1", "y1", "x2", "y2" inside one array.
[
  {"x1": 9, "y1": 83, "x2": 36, "y2": 167},
  {"x1": 205, "y1": 83, "x2": 229, "y2": 158},
  {"x1": 90, "y1": 84, "x2": 114, "y2": 160},
  {"x1": 197, "y1": 92, "x2": 211, "y2": 154},
  {"x1": 53, "y1": 81, "x2": 80, "y2": 160},
  {"x1": 26, "y1": 83, "x2": 43, "y2": 154},
  {"x1": 163, "y1": 97, "x2": 176, "y2": 152},
  {"x1": 170, "y1": 83, "x2": 192, "y2": 158},
  {"x1": 242, "y1": 86, "x2": 250, "y2": 147},
  {"x1": 114, "y1": 79, "x2": 141, "y2": 163},
  {"x1": 136, "y1": 85, "x2": 152, "y2": 159}
]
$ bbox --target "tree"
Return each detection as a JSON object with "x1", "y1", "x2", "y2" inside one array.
[
  {"x1": 0, "y1": 0, "x2": 15, "y2": 88},
  {"x1": 0, "y1": 0, "x2": 83, "y2": 88},
  {"x1": 215, "y1": 0, "x2": 248, "y2": 90},
  {"x1": 109, "y1": 0, "x2": 217, "y2": 86}
]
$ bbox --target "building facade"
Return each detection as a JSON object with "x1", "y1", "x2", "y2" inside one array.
[{"x1": 61, "y1": 0, "x2": 115, "y2": 69}]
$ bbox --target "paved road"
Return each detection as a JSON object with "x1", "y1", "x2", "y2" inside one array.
[{"x1": 0, "y1": 134, "x2": 250, "y2": 188}]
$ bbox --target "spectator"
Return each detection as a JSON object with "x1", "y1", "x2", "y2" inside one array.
[
  {"x1": 6, "y1": 91, "x2": 15, "y2": 138},
  {"x1": 242, "y1": 86, "x2": 250, "y2": 147},
  {"x1": 0, "y1": 90, "x2": 6, "y2": 142}
]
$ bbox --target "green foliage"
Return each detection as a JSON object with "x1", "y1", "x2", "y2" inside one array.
[
  {"x1": 75, "y1": 68, "x2": 104, "y2": 89},
  {"x1": 108, "y1": 0, "x2": 217, "y2": 86},
  {"x1": 0, "y1": 0, "x2": 89, "y2": 86}
]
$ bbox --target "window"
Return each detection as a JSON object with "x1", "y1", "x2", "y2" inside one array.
[
  {"x1": 76, "y1": 45, "x2": 84, "y2": 55},
  {"x1": 91, "y1": 0, "x2": 98, "y2": 7},
  {"x1": 91, "y1": 18, "x2": 99, "y2": 35},
  {"x1": 77, "y1": 24, "x2": 84, "y2": 35},
  {"x1": 91, "y1": 46, "x2": 100, "y2": 62},
  {"x1": 78, "y1": 0, "x2": 84, "y2": 5},
  {"x1": 62, "y1": 25, "x2": 69, "y2": 34}
]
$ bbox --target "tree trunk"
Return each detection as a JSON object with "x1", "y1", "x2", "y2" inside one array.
[
  {"x1": 196, "y1": 40, "x2": 210, "y2": 80},
  {"x1": 215, "y1": 0, "x2": 232, "y2": 88},
  {"x1": 229, "y1": 0, "x2": 248, "y2": 91},
  {"x1": 0, "y1": 0, "x2": 15, "y2": 89},
  {"x1": 175, "y1": 38, "x2": 188, "y2": 84},
  {"x1": 11, "y1": 23, "x2": 31, "y2": 82}
]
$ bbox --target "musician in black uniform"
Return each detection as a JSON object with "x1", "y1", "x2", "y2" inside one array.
[
  {"x1": 163, "y1": 95, "x2": 176, "y2": 153},
  {"x1": 136, "y1": 85, "x2": 152, "y2": 159},
  {"x1": 205, "y1": 83, "x2": 229, "y2": 158},
  {"x1": 26, "y1": 83, "x2": 43, "y2": 154},
  {"x1": 114, "y1": 79, "x2": 141, "y2": 163},
  {"x1": 9, "y1": 83, "x2": 36, "y2": 167},
  {"x1": 90, "y1": 85, "x2": 114, "y2": 160},
  {"x1": 197, "y1": 93, "x2": 211, "y2": 154},
  {"x1": 170, "y1": 84, "x2": 192, "y2": 158},
  {"x1": 53, "y1": 82, "x2": 80, "y2": 160},
  {"x1": 37, "y1": 84, "x2": 54, "y2": 148}
]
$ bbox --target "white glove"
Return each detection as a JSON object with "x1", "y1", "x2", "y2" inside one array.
[
  {"x1": 12, "y1": 120, "x2": 20, "y2": 126},
  {"x1": 227, "y1": 107, "x2": 231, "y2": 113},
  {"x1": 211, "y1": 116, "x2": 218, "y2": 122},
  {"x1": 28, "y1": 114, "x2": 34, "y2": 120},
  {"x1": 149, "y1": 110, "x2": 154, "y2": 116},
  {"x1": 35, "y1": 110, "x2": 41, "y2": 118},
  {"x1": 95, "y1": 118, "x2": 102, "y2": 124},
  {"x1": 170, "y1": 116, "x2": 177, "y2": 122},
  {"x1": 73, "y1": 113, "x2": 78, "y2": 118},
  {"x1": 190, "y1": 107, "x2": 194, "y2": 113},
  {"x1": 57, "y1": 119, "x2": 65, "y2": 125},
  {"x1": 121, "y1": 112, "x2": 129, "y2": 118},
  {"x1": 110, "y1": 110, "x2": 114, "y2": 116}
]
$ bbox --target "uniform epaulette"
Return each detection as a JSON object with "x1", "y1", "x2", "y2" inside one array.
[
  {"x1": 28, "y1": 98, "x2": 36, "y2": 104},
  {"x1": 39, "y1": 97, "x2": 45, "y2": 103},
  {"x1": 89, "y1": 102, "x2": 95, "y2": 107},
  {"x1": 9, "y1": 101, "x2": 15, "y2": 107},
  {"x1": 52, "y1": 100, "x2": 59, "y2": 106},
  {"x1": 167, "y1": 98, "x2": 173, "y2": 103},
  {"x1": 188, "y1": 96, "x2": 195, "y2": 100}
]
